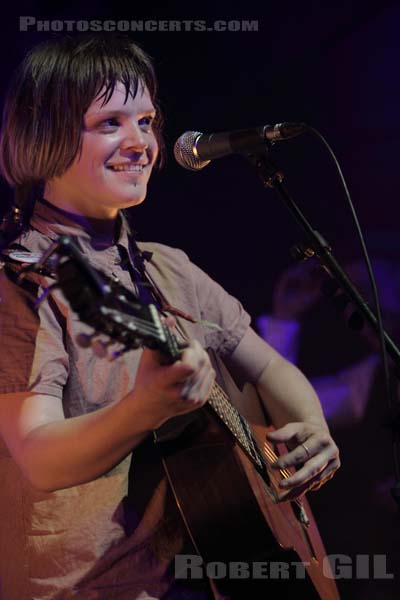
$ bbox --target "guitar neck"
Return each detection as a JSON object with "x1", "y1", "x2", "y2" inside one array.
[
  {"x1": 207, "y1": 381, "x2": 265, "y2": 471},
  {"x1": 55, "y1": 250, "x2": 268, "y2": 472}
]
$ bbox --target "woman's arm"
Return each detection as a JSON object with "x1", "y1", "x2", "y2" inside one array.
[
  {"x1": 225, "y1": 327, "x2": 340, "y2": 497},
  {"x1": 0, "y1": 341, "x2": 215, "y2": 492}
]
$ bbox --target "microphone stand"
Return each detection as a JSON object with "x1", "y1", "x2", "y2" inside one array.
[{"x1": 244, "y1": 145, "x2": 400, "y2": 506}]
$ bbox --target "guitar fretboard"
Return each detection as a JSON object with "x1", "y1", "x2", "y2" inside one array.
[{"x1": 208, "y1": 382, "x2": 264, "y2": 470}]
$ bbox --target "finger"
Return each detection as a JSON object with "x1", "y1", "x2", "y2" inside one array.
[
  {"x1": 182, "y1": 364, "x2": 215, "y2": 403},
  {"x1": 267, "y1": 422, "x2": 305, "y2": 444},
  {"x1": 140, "y1": 346, "x2": 178, "y2": 369},
  {"x1": 202, "y1": 369, "x2": 216, "y2": 400},
  {"x1": 309, "y1": 457, "x2": 341, "y2": 491},
  {"x1": 180, "y1": 341, "x2": 208, "y2": 371},
  {"x1": 267, "y1": 423, "x2": 312, "y2": 449},
  {"x1": 277, "y1": 439, "x2": 339, "y2": 490},
  {"x1": 278, "y1": 454, "x2": 326, "y2": 490},
  {"x1": 195, "y1": 367, "x2": 215, "y2": 402},
  {"x1": 272, "y1": 442, "x2": 313, "y2": 470},
  {"x1": 182, "y1": 372, "x2": 215, "y2": 405},
  {"x1": 161, "y1": 315, "x2": 177, "y2": 330},
  {"x1": 161, "y1": 361, "x2": 196, "y2": 386},
  {"x1": 179, "y1": 349, "x2": 209, "y2": 391},
  {"x1": 278, "y1": 455, "x2": 340, "y2": 500},
  {"x1": 272, "y1": 431, "x2": 333, "y2": 470}
]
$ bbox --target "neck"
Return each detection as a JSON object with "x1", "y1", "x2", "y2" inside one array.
[
  {"x1": 43, "y1": 182, "x2": 119, "y2": 220},
  {"x1": 40, "y1": 197, "x2": 120, "y2": 244}
]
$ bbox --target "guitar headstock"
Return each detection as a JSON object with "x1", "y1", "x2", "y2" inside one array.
[{"x1": 52, "y1": 238, "x2": 181, "y2": 362}]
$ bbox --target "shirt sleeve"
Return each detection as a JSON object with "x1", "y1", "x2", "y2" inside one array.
[
  {"x1": 187, "y1": 259, "x2": 251, "y2": 358},
  {"x1": 0, "y1": 266, "x2": 69, "y2": 397},
  {"x1": 141, "y1": 242, "x2": 252, "y2": 359}
]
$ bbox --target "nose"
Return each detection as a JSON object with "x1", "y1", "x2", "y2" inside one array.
[{"x1": 120, "y1": 123, "x2": 148, "y2": 153}]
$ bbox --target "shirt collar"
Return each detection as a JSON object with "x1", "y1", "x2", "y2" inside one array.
[{"x1": 30, "y1": 198, "x2": 132, "y2": 254}]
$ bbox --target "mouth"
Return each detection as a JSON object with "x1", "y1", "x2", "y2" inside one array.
[{"x1": 106, "y1": 163, "x2": 146, "y2": 173}]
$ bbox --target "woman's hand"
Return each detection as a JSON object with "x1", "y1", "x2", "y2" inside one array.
[
  {"x1": 267, "y1": 421, "x2": 340, "y2": 500},
  {"x1": 132, "y1": 340, "x2": 216, "y2": 429}
]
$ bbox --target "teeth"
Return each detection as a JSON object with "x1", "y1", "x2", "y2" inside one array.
[{"x1": 109, "y1": 164, "x2": 144, "y2": 172}]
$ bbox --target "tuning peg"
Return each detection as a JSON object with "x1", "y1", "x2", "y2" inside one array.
[
  {"x1": 92, "y1": 338, "x2": 114, "y2": 359},
  {"x1": 76, "y1": 332, "x2": 115, "y2": 358},
  {"x1": 76, "y1": 332, "x2": 98, "y2": 348},
  {"x1": 110, "y1": 339, "x2": 143, "y2": 361},
  {"x1": 110, "y1": 347, "x2": 128, "y2": 361}
]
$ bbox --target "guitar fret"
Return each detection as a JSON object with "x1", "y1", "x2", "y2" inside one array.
[{"x1": 209, "y1": 383, "x2": 263, "y2": 469}]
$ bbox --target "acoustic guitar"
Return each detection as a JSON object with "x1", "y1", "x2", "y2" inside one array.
[{"x1": 53, "y1": 238, "x2": 340, "y2": 599}]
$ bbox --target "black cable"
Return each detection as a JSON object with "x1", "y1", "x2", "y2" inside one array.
[{"x1": 306, "y1": 125, "x2": 400, "y2": 486}]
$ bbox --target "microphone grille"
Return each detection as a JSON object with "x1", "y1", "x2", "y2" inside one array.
[{"x1": 173, "y1": 131, "x2": 211, "y2": 171}]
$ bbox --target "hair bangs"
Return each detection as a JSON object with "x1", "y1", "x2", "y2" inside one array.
[
  {"x1": 0, "y1": 34, "x2": 164, "y2": 197},
  {"x1": 70, "y1": 35, "x2": 157, "y2": 111}
]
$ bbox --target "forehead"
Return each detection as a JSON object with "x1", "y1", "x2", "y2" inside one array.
[{"x1": 85, "y1": 82, "x2": 155, "y2": 116}]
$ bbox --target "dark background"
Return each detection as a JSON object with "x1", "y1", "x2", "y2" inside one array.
[
  {"x1": 1, "y1": 2, "x2": 399, "y2": 333},
  {"x1": 1, "y1": 3, "x2": 400, "y2": 598}
]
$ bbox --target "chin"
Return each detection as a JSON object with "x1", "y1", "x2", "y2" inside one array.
[
  {"x1": 111, "y1": 189, "x2": 147, "y2": 210},
  {"x1": 125, "y1": 194, "x2": 146, "y2": 208}
]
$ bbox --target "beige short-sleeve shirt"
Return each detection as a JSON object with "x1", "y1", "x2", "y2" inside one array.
[{"x1": 0, "y1": 200, "x2": 251, "y2": 599}]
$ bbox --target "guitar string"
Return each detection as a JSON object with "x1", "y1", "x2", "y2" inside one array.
[
  {"x1": 209, "y1": 382, "x2": 293, "y2": 483},
  {"x1": 113, "y1": 313, "x2": 294, "y2": 483},
  {"x1": 105, "y1": 306, "x2": 296, "y2": 487},
  {"x1": 107, "y1": 311, "x2": 307, "y2": 512},
  {"x1": 106, "y1": 310, "x2": 161, "y2": 337},
  {"x1": 103, "y1": 309, "x2": 273, "y2": 469},
  {"x1": 208, "y1": 384, "x2": 265, "y2": 469},
  {"x1": 209, "y1": 383, "x2": 307, "y2": 514},
  {"x1": 74, "y1": 265, "x2": 308, "y2": 513}
]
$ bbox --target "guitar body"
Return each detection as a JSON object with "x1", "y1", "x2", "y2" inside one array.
[
  {"x1": 53, "y1": 251, "x2": 339, "y2": 598},
  {"x1": 155, "y1": 352, "x2": 340, "y2": 599}
]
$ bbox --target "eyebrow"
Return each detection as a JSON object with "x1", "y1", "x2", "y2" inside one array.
[{"x1": 86, "y1": 107, "x2": 157, "y2": 121}]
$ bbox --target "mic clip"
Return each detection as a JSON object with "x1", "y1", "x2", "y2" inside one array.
[{"x1": 244, "y1": 147, "x2": 285, "y2": 188}]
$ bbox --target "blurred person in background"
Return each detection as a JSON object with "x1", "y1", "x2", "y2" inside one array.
[{"x1": 257, "y1": 238, "x2": 400, "y2": 599}]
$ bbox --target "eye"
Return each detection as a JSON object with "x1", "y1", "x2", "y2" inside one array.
[
  {"x1": 99, "y1": 117, "x2": 120, "y2": 130},
  {"x1": 139, "y1": 115, "x2": 155, "y2": 130}
]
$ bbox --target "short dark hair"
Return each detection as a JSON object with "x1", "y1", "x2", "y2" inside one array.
[{"x1": 0, "y1": 34, "x2": 163, "y2": 193}]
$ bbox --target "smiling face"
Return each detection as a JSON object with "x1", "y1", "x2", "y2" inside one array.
[{"x1": 44, "y1": 82, "x2": 159, "y2": 219}]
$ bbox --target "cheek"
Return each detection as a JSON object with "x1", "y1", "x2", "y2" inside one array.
[
  {"x1": 79, "y1": 134, "x2": 115, "y2": 169},
  {"x1": 148, "y1": 133, "x2": 159, "y2": 163},
  {"x1": 73, "y1": 161, "x2": 98, "y2": 185}
]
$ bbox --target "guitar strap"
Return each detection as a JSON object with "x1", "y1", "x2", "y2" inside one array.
[
  {"x1": 127, "y1": 236, "x2": 202, "y2": 344},
  {"x1": 1, "y1": 231, "x2": 218, "y2": 347},
  {"x1": 0, "y1": 243, "x2": 55, "y2": 289}
]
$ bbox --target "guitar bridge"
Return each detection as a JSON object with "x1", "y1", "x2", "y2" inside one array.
[{"x1": 297, "y1": 503, "x2": 310, "y2": 527}]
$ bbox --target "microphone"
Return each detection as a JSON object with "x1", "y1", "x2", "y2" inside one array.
[{"x1": 174, "y1": 122, "x2": 307, "y2": 171}]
